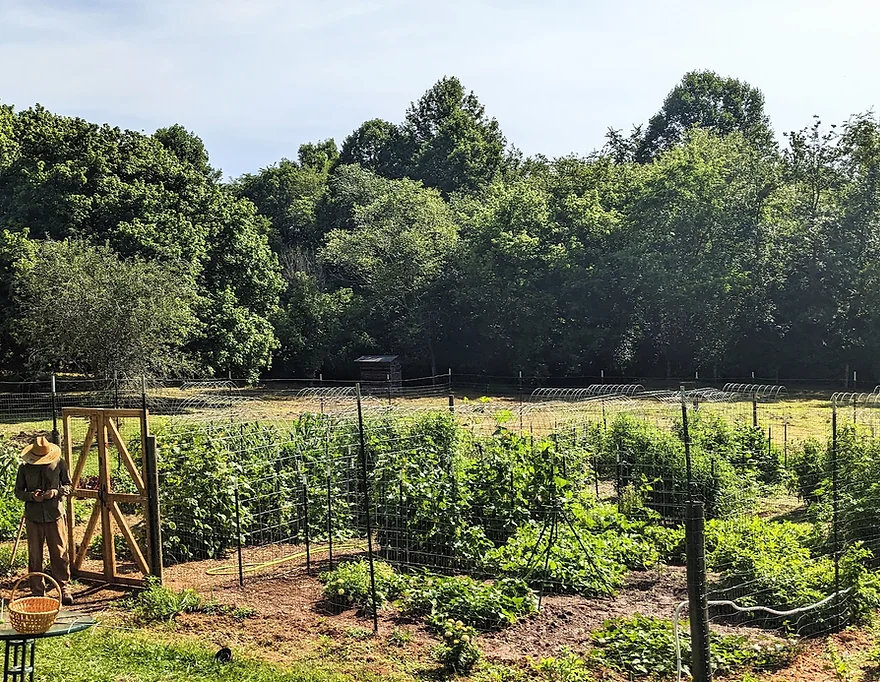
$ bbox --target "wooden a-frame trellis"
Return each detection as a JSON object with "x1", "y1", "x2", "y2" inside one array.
[{"x1": 62, "y1": 407, "x2": 162, "y2": 587}]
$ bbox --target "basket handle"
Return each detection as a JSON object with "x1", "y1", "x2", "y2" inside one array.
[{"x1": 10, "y1": 572, "x2": 61, "y2": 603}]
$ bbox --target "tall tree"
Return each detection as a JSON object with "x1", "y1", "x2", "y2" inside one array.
[
  {"x1": 297, "y1": 139, "x2": 339, "y2": 174},
  {"x1": 339, "y1": 119, "x2": 402, "y2": 176},
  {"x1": 153, "y1": 124, "x2": 219, "y2": 180},
  {"x1": 321, "y1": 173, "x2": 458, "y2": 373},
  {"x1": 399, "y1": 76, "x2": 507, "y2": 195},
  {"x1": 234, "y1": 159, "x2": 329, "y2": 248},
  {"x1": 637, "y1": 70, "x2": 772, "y2": 162},
  {"x1": 12, "y1": 239, "x2": 200, "y2": 376},
  {"x1": 0, "y1": 105, "x2": 282, "y2": 379}
]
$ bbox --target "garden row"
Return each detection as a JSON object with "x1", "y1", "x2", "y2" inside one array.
[{"x1": 148, "y1": 409, "x2": 880, "y2": 625}]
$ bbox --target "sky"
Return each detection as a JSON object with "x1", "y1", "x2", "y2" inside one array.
[{"x1": 1, "y1": 0, "x2": 878, "y2": 178}]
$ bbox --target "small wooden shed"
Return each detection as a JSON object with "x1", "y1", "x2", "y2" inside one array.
[{"x1": 355, "y1": 355, "x2": 402, "y2": 388}]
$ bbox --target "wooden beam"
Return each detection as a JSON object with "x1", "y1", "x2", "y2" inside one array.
[
  {"x1": 96, "y1": 415, "x2": 116, "y2": 582},
  {"x1": 73, "y1": 501, "x2": 101, "y2": 571},
  {"x1": 62, "y1": 407, "x2": 147, "y2": 418},
  {"x1": 73, "y1": 490, "x2": 145, "y2": 504},
  {"x1": 99, "y1": 409, "x2": 147, "y2": 419},
  {"x1": 110, "y1": 502, "x2": 150, "y2": 576},
  {"x1": 63, "y1": 413, "x2": 76, "y2": 568},
  {"x1": 70, "y1": 419, "x2": 96, "y2": 490},
  {"x1": 74, "y1": 571, "x2": 145, "y2": 588},
  {"x1": 62, "y1": 407, "x2": 105, "y2": 416}
]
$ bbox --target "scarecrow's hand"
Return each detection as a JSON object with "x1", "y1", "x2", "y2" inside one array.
[{"x1": 42, "y1": 489, "x2": 57, "y2": 500}]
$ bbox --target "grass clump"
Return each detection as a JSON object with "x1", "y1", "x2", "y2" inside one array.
[{"x1": 121, "y1": 577, "x2": 206, "y2": 623}]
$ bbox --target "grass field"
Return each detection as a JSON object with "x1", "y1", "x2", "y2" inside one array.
[{"x1": 0, "y1": 392, "x2": 847, "y2": 444}]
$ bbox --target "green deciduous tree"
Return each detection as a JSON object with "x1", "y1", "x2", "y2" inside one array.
[
  {"x1": 340, "y1": 119, "x2": 402, "y2": 176},
  {"x1": 321, "y1": 173, "x2": 458, "y2": 373},
  {"x1": 12, "y1": 239, "x2": 200, "y2": 377},
  {"x1": 400, "y1": 76, "x2": 507, "y2": 195},
  {"x1": 234, "y1": 159, "x2": 329, "y2": 248},
  {"x1": 637, "y1": 70, "x2": 773, "y2": 162}
]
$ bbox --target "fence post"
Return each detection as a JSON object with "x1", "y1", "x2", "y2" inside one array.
[
  {"x1": 784, "y1": 422, "x2": 788, "y2": 468},
  {"x1": 680, "y1": 386, "x2": 693, "y2": 492},
  {"x1": 144, "y1": 435, "x2": 164, "y2": 581},
  {"x1": 685, "y1": 501, "x2": 712, "y2": 682},
  {"x1": 50, "y1": 374, "x2": 59, "y2": 445},
  {"x1": 518, "y1": 370, "x2": 524, "y2": 435},
  {"x1": 752, "y1": 397, "x2": 758, "y2": 428},
  {"x1": 234, "y1": 478, "x2": 244, "y2": 588},
  {"x1": 301, "y1": 478, "x2": 311, "y2": 575},
  {"x1": 356, "y1": 383, "x2": 379, "y2": 633},
  {"x1": 140, "y1": 377, "x2": 149, "y2": 440},
  {"x1": 615, "y1": 451, "x2": 622, "y2": 514},
  {"x1": 326, "y1": 429, "x2": 334, "y2": 570},
  {"x1": 832, "y1": 401, "x2": 840, "y2": 627},
  {"x1": 448, "y1": 394, "x2": 455, "y2": 414}
]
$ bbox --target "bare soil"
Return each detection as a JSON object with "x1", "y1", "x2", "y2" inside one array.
[{"x1": 0, "y1": 542, "x2": 871, "y2": 681}]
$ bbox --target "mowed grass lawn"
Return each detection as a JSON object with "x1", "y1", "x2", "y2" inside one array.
[
  {"x1": 0, "y1": 394, "x2": 845, "y2": 445},
  {"x1": 39, "y1": 629, "x2": 360, "y2": 682}
]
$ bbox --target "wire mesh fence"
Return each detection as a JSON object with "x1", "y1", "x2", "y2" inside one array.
[{"x1": 1, "y1": 375, "x2": 877, "y2": 677}]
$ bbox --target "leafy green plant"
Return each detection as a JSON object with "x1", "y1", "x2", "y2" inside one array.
[
  {"x1": 319, "y1": 559, "x2": 403, "y2": 614},
  {"x1": 0, "y1": 437, "x2": 25, "y2": 539},
  {"x1": 122, "y1": 577, "x2": 205, "y2": 623},
  {"x1": 399, "y1": 574, "x2": 537, "y2": 630},
  {"x1": 705, "y1": 516, "x2": 880, "y2": 631},
  {"x1": 434, "y1": 618, "x2": 480, "y2": 673},
  {"x1": 592, "y1": 414, "x2": 746, "y2": 520},
  {"x1": 592, "y1": 615, "x2": 790, "y2": 678},
  {"x1": 531, "y1": 651, "x2": 595, "y2": 681},
  {"x1": 388, "y1": 626, "x2": 413, "y2": 647},
  {"x1": 89, "y1": 532, "x2": 136, "y2": 561},
  {"x1": 482, "y1": 521, "x2": 626, "y2": 596},
  {"x1": 0, "y1": 542, "x2": 28, "y2": 576}
]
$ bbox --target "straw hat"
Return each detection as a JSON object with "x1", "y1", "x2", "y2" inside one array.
[{"x1": 20, "y1": 436, "x2": 61, "y2": 466}]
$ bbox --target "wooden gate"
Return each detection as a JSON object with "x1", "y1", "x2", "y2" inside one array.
[{"x1": 62, "y1": 408, "x2": 161, "y2": 587}]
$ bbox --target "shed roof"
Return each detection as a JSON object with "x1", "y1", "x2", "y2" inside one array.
[{"x1": 355, "y1": 355, "x2": 400, "y2": 364}]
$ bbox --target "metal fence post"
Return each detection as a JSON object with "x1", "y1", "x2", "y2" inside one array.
[
  {"x1": 302, "y1": 479, "x2": 311, "y2": 575},
  {"x1": 356, "y1": 383, "x2": 379, "y2": 632},
  {"x1": 326, "y1": 429, "x2": 334, "y2": 570},
  {"x1": 50, "y1": 374, "x2": 59, "y2": 445},
  {"x1": 518, "y1": 370, "x2": 524, "y2": 435},
  {"x1": 685, "y1": 501, "x2": 712, "y2": 682},
  {"x1": 144, "y1": 435, "x2": 163, "y2": 581},
  {"x1": 752, "y1": 397, "x2": 758, "y2": 428},
  {"x1": 234, "y1": 478, "x2": 244, "y2": 588},
  {"x1": 448, "y1": 394, "x2": 455, "y2": 414},
  {"x1": 680, "y1": 386, "x2": 693, "y2": 493},
  {"x1": 832, "y1": 401, "x2": 840, "y2": 627}
]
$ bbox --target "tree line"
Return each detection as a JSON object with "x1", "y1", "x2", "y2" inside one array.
[{"x1": 1, "y1": 70, "x2": 879, "y2": 382}]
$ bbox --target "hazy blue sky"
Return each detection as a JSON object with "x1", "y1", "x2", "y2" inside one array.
[{"x1": 1, "y1": 0, "x2": 877, "y2": 177}]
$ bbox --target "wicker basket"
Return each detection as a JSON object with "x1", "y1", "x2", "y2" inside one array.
[{"x1": 8, "y1": 572, "x2": 61, "y2": 635}]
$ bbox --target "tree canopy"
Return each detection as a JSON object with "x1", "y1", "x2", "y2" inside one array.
[{"x1": 3, "y1": 71, "x2": 880, "y2": 383}]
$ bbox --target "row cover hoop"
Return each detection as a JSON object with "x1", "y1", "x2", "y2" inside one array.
[
  {"x1": 721, "y1": 383, "x2": 788, "y2": 400},
  {"x1": 529, "y1": 384, "x2": 644, "y2": 402}
]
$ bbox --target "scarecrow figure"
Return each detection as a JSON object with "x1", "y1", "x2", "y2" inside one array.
[{"x1": 14, "y1": 436, "x2": 74, "y2": 605}]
